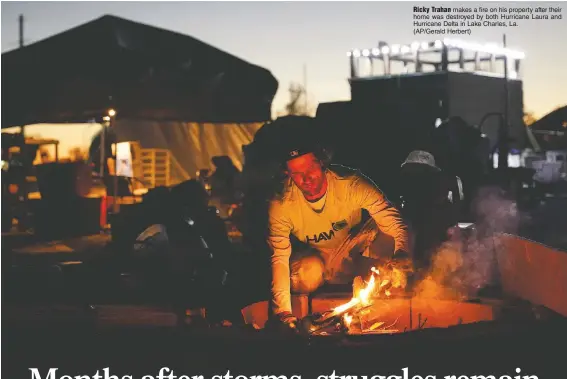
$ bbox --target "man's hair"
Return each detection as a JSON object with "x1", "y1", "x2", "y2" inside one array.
[
  {"x1": 281, "y1": 145, "x2": 332, "y2": 171},
  {"x1": 241, "y1": 115, "x2": 338, "y2": 204},
  {"x1": 272, "y1": 146, "x2": 333, "y2": 201}
]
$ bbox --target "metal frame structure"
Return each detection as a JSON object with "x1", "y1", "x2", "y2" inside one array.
[{"x1": 347, "y1": 38, "x2": 525, "y2": 79}]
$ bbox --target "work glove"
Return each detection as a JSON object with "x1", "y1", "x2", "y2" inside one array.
[
  {"x1": 265, "y1": 311, "x2": 300, "y2": 335},
  {"x1": 388, "y1": 250, "x2": 414, "y2": 273},
  {"x1": 389, "y1": 250, "x2": 415, "y2": 294}
]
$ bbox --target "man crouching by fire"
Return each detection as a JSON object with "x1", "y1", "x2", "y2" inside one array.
[{"x1": 264, "y1": 116, "x2": 412, "y2": 332}]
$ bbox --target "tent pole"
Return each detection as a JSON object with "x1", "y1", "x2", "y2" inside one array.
[
  {"x1": 111, "y1": 117, "x2": 119, "y2": 214},
  {"x1": 100, "y1": 121, "x2": 106, "y2": 177},
  {"x1": 100, "y1": 119, "x2": 108, "y2": 230}
]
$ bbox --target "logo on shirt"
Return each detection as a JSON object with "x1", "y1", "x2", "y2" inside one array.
[
  {"x1": 332, "y1": 219, "x2": 348, "y2": 231},
  {"x1": 305, "y1": 230, "x2": 335, "y2": 244},
  {"x1": 305, "y1": 220, "x2": 347, "y2": 244}
]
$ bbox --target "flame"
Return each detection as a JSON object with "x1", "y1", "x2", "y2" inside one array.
[
  {"x1": 328, "y1": 264, "x2": 409, "y2": 333},
  {"x1": 359, "y1": 269, "x2": 376, "y2": 305},
  {"x1": 332, "y1": 266, "x2": 380, "y2": 315},
  {"x1": 343, "y1": 313, "x2": 353, "y2": 328},
  {"x1": 334, "y1": 297, "x2": 360, "y2": 314}
]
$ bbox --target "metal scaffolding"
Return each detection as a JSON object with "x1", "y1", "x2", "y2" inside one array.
[{"x1": 347, "y1": 38, "x2": 525, "y2": 79}]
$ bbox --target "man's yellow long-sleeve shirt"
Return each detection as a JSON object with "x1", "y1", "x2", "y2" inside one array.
[{"x1": 267, "y1": 166, "x2": 409, "y2": 314}]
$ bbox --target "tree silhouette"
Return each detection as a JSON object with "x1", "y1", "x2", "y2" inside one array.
[
  {"x1": 523, "y1": 111, "x2": 538, "y2": 127},
  {"x1": 280, "y1": 82, "x2": 313, "y2": 116}
]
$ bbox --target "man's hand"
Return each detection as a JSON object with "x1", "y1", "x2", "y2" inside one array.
[
  {"x1": 266, "y1": 311, "x2": 299, "y2": 334},
  {"x1": 277, "y1": 311, "x2": 299, "y2": 327},
  {"x1": 388, "y1": 250, "x2": 414, "y2": 273}
]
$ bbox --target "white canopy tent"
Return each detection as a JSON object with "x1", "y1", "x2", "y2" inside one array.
[{"x1": 112, "y1": 120, "x2": 262, "y2": 180}]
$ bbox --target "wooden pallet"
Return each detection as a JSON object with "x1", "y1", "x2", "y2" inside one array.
[
  {"x1": 141, "y1": 148, "x2": 171, "y2": 188},
  {"x1": 129, "y1": 142, "x2": 190, "y2": 189}
]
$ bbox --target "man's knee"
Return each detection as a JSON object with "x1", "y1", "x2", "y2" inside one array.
[{"x1": 290, "y1": 255, "x2": 325, "y2": 294}]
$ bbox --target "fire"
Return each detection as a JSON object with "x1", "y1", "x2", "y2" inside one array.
[
  {"x1": 339, "y1": 270, "x2": 379, "y2": 332},
  {"x1": 327, "y1": 265, "x2": 408, "y2": 334},
  {"x1": 303, "y1": 263, "x2": 409, "y2": 336},
  {"x1": 332, "y1": 266, "x2": 394, "y2": 315},
  {"x1": 333, "y1": 297, "x2": 360, "y2": 314},
  {"x1": 359, "y1": 268, "x2": 377, "y2": 304},
  {"x1": 343, "y1": 313, "x2": 353, "y2": 328},
  {"x1": 333, "y1": 268, "x2": 378, "y2": 315}
]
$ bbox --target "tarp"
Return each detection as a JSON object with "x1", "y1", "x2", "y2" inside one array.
[
  {"x1": 528, "y1": 106, "x2": 567, "y2": 151},
  {"x1": 112, "y1": 120, "x2": 263, "y2": 180},
  {"x1": 2, "y1": 15, "x2": 278, "y2": 127}
]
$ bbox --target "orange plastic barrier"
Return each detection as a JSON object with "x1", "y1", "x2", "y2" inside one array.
[{"x1": 496, "y1": 234, "x2": 567, "y2": 317}]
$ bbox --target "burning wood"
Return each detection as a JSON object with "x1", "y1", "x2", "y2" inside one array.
[{"x1": 302, "y1": 266, "x2": 408, "y2": 336}]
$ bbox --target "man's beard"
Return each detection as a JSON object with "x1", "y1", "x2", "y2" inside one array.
[{"x1": 303, "y1": 182, "x2": 325, "y2": 201}]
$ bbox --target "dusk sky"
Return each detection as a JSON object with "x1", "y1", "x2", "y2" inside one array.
[{"x1": 2, "y1": 1, "x2": 566, "y2": 155}]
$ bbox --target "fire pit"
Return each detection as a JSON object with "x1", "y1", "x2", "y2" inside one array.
[
  {"x1": 242, "y1": 265, "x2": 501, "y2": 336},
  {"x1": 304, "y1": 294, "x2": 495, "y2": 336}
]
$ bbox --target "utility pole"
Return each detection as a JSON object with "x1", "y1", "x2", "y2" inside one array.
[
  {"x1": 19, "y1": 14, "x2": 24, "y2": 48},
  {"x1": 303, "y1": 64, "x2": 308, "y2": 113},
  {"x1": 498, "y1": 33, "x2": 510, "y2": 172},
  {"x1": 18, "y1": 15, "x2": 26, "y2": 138}
]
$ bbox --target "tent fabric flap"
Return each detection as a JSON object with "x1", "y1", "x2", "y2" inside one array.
[{"x1": 113, "y1": 120, "x2": 263, "y2": 183}]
